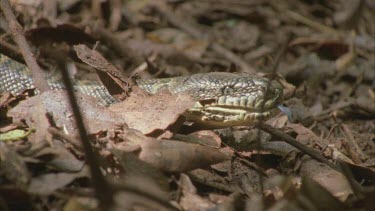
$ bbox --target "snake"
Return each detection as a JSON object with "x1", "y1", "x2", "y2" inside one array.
[{"x1": 0, "y1": 53, "x2": 283, "y2": 128}]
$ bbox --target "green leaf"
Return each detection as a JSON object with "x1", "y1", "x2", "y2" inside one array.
[{"x1": 0, "y1": 129, "x2": 35, "y2": 142}]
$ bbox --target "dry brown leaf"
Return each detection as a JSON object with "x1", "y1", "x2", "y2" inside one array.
[
  {"x1": 188, "y1": 168, "x2": 240, "y2": 193},
  {"x1": 31, "y1": 140, "x2": 85, "y2": 172},
  {"x1": 1, "y1": 92, "x2": 53, "y2": 144},
  {"x1": 110, "y1": 148, "x2": 170, "y2": 191},
  {"x1": 179, "y1": 174, "x2": 216, "y2": 211},
  {"x1": 109, "y1": 87, "x2": 195, "y2": 136},
  {"x1": 263, "y1": 175, "x2": 299, "y2": 200},
  {"x1": 286, "y1": 122, "x2": 328, "y2": 149},
  {"x1": 173, "y1": 130, "x2": 222, "y2": 147},
  {"x1": 28, "y1": 100, "x2": 52, "y2": 144},
  {"x1": 0, "y1": 143, "x2": 30, "y2": 189},
  {"x1": 28, "y1": 167, "x2": 89, "y2": 195},
  {"x1": 298, "y1": 176, "x2": 346, "y2": 210},
  {"x1": 8, "y1": 90, "x2": 127, "y2": 136},
  {"x1": 138, "y1": 138, "x2": 229, "y2": 172},
  {"x1": 267, "y1": 115, "x2": 289, "y2": 129},
  {"x1": 189, "y1": 130, "x2": 222, "y2": 147},
  {"x1": 0, "y1": 92, "x2": 14, "y2": 107},
  {"x1": 113, "y1": 129, "x2": 228, "y2": 172},
  {"x1": 338, "y1": 160, "x2": 375, "y2": 186},
  {"x1": 113, "y1": 176, "x2": 171, "y2": 211},
  {"x1": 299, "y1": 157, "x2": 353, "y2": 202},
  {"x1": 210, "y1": 147, "x2": 235, "y2": 173},
  {"x1": 74, "y1": 44, "x2": 131, "y2": 101}
]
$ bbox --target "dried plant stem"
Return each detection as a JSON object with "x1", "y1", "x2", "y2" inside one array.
[{"x1": 258, "y1": 123, "x2": 340, "y2": 171}]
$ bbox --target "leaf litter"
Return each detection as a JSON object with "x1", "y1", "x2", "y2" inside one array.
[{"x1": 0, "y1": 0, "x2": 374, "y2": 210}]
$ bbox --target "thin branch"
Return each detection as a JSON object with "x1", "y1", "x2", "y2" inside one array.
[
  {"x1": 0, "y1": 0, "x2": 49, "y2": 92},
  {"x1": 253, "y1": 35, "x2": 291, "y2": 193},
  {"x1": 109, "y1": 0, "x2": 122, "y2": 31},
  {"x1": 256, "y1": 34, "x2": 290, "y2": 121},
  {"x1": 54, "y1": 55, "x2": 114, "y2": 209},
  {"x1": 0, "y1": 38, "x2": 24, "y2": 63},
  {"x1": 253, "y1": 37, "x2": 341, "y2": 171},
  {"x1": 258, "y1": 123, "x2": 340, "y2": 171}
]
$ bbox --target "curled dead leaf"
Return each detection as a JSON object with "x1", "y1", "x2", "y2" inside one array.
[
  {"x1": 109, "y1": 88, "x2": 195, "y2": 136},
  {"x1": 138, "y1": 138, "x2": 229, "y2": 172},
  {"x1": 300, "y1": 157, "x2": 353, "y2": 202},
  {"x1": 112, "y1": 129, "x2": 228, "y2": 172}
]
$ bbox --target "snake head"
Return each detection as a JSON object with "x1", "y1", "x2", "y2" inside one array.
[
  {"x1": 181, "y1": 73, "x2": 284, "y2": 128},
  {"x1": 137, "y1": 72, "x2": 284, "y2": 128}
]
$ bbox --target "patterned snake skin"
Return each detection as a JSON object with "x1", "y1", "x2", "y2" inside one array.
[{"x1": 0, "y1": 53, "x2": 283, "y2": 127}]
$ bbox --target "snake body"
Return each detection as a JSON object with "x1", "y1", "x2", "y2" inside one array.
[{"x1": 0, "y1": 53, "x2": 283, "y2": 128}]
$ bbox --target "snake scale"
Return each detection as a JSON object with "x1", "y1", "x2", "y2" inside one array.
[{"x1": 0, "y1": 53, "x2": 283, "y2": 128}]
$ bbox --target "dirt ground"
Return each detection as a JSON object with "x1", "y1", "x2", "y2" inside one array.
[{"x1": 0, "y1": 0, "x2": 374, "y2": 210}]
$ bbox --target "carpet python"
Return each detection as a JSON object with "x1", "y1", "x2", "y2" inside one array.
[{"x1": 0, "y1": 53, "x2": 283, "y2": 128}]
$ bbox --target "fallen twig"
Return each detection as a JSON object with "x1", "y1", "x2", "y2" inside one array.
[
  {"x1": 53, "y1": 54, "x2": 114, "y2": 209},
  {"x1": 109, "y1": 0, "x2": 122, "y2": 31},
  {"x1": 0, "y1": 0, "x2": 49, "y2": 92},
  {"x1": 0, "y1": 38, "x2": 24, "y2": 63},
  {"x1": 258, "y1": 123, "x2": 340, "y2": 171},
  {"x1": 339, "y1": 124, "x2": 367, "y2": 163}
]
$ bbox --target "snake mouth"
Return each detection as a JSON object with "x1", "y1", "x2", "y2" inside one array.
[
  {"x1": 184, "y1": 87, "x2": 283, "y2": 128},
  {"x1": 185, "y1": 102, "x2": 281, "y2": 128},
  {"x1": 185, "y1": 105, "x2": 279, "y2": 128},
  {"x1": 197, "y1": 85, "x2": 282, "y2": 110}
]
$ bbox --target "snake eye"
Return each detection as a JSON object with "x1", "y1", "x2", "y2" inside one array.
[{"x1": 222, "y1": 86, "x2": 234, "y2": 95}]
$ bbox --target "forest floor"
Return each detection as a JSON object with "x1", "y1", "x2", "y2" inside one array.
[{"x1": 0, "y1": 0, "x2": 374, "y2": 210}]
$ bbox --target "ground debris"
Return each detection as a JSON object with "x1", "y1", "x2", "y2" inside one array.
[{"x1": 0, "y1": 0, "x2": 374, "y2": 210}]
